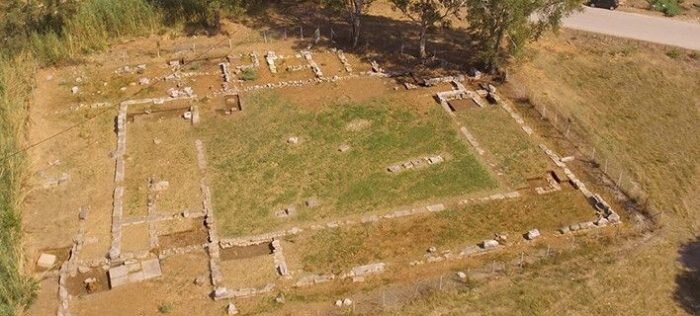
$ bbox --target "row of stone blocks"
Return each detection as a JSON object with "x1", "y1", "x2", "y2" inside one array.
[
  {"x1": 294, "y1": 262, "x2": 385, "y2": 288},
  {"x1": 500, "y1": 98, "x2": 534, "y2": 136},
  {"x1": 335, "y1": 50, "x2": 352, "y2": 72},
  {"x1": 219, "y1": 203, "x2": 447, "y2": 248},
  {"x1": 538, "y1": 144, "x2": 623, "y2": 227},
  {"x1": 108, "y1": 258, "x2": 162, "y2": 288}
]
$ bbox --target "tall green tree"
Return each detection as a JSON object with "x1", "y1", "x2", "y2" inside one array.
[
  {"x1": 323, "y1": 0, "x2": 375, "y2": 49},
  {"x1": 390, "y1": 0, "x2": 465, "y2": 59},
  {"x1": 466, "y1": 0, "x2": 581, "y2": 72}
]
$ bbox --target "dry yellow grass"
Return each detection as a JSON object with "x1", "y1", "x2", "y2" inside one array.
[{"x1": 514, "y1": 30, "x2": 700, "y2": 224}]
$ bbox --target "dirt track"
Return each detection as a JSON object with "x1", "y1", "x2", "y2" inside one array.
[{"x1": 563, "y1": 7, "x2": 700, "y2": 50}]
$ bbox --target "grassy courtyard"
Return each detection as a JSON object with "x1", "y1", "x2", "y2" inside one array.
[{"x1": 200, "y1": 89, "x2": 497, "y2": 236}]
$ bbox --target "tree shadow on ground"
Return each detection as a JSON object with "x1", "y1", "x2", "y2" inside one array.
[
  {"x1": 675, "y1": 236, "x2": 700, "y2": 314},
  {"x1": 237, "y1": 0, "x2": 486, "y2": 80}
]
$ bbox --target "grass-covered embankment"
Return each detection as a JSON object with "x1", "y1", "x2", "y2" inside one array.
[{"x1": 0, "y1": 0, "x2": 160, "y2": 313}]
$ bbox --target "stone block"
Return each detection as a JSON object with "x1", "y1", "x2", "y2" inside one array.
[
  {"x1": 351, "y1": 263, "x2": 385, "y2": 276},
  {"x1": 108, "y1": 265, "x2": 129, "y2": 288},
  {"x1": 78, "y1": 207, "x2": 89, "y2": 221},
  {"x1": 387, "y1": 165, "x2": 401, "y2": 173},
  {"x1": 481, "y1": 240, "x2": 499, "y2": 249},
  {"x1": 128, "y1": 271, "x2": 145, "y2": 283},
  {"x1": 213, "y1": 287, "x2": 231, "y2": 300},
  {"x1": 608, "y1": 211, "x2": 621, "y2": 224},
  {"x1": 304, "y1": 198, "x2": 320, "y2": 208},
  {"x1": 427, "y1": 155, "x2": 444, "y2": 165},
  {"x1": 37, "y1": 253, "x2": 57, "y2": 269},
  {"x1": 461, "y1": 245, "x2": 481, "y2": 256},
  {"x1": 426, "y1": 204, "x2": 446, "y2": 212},
  {"x1": 141, "y1": 258, "x2": 162, "y2": 279},
  {"x1": 526, "y1": 229, "x2": 541, "y2": 240},
  {"x1": 595, "y1": 217, "x2": 609, "y2": 226},
  {"x1": 580, "y1": 221, "x2": 595, "y2": 229}
]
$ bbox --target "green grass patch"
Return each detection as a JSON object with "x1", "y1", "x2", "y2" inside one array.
[
  {"x1": 456, "y1": 107, "x2": 551, "y2": 189},
  {"x1": 202, "y1": 91, "x2": 496, "y2": 236}
]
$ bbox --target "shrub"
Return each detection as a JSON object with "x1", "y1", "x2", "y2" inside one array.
[
  {"x1": 648, "y1": 0, "x2": 682, "y2": 16},
  {"x1": 240, "y1": 68, "x2": 257, "y2": 81},
  {"x1": 666, "y1": 48, "x2": 682, "y2": 59},
  {"x1": 158, "y1": 303, "x2": 173, "y2": 314}
]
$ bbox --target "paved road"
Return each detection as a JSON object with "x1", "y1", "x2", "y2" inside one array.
[{"x1": 562, "y1": 7, "x2": 700, "y2": 50}]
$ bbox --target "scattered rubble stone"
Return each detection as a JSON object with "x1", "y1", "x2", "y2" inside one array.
[
  {"x1": 287, "y1": 136, "x2": 299, "y2": 144},
  {"x1": 227, "y1": 303, "x2": 239, "y2": 315},
  {"x1": 275, "y1": 293, "x2": 286, "y2": 304},
  {"x1": 78, "y1": 265, "x2": 90, "y2": 274},
  {"x1": 494, "y1": 233, "x2": 508, "y2": 244},
  {"x1": 338, "y1": 144, "x2": 351, "y2": 152},
  {"x1": 608, "y1": 211, "x2": 621, "y2": 224},
  {"x1": 596, "y1": 217, "x2": 610, "y2": 227},
  {"x1": 71, "y1": 86, "x2": 79, "y2": 94},
  {"x1": 194, "y1": 275, "x2": 207, "y2": 286},
  {"x1": 456, "y1": 271, "x2": 467, "y2": 280}
]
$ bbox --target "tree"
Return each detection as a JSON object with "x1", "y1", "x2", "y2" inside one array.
[
  {"x1": 323, "y1": 0, "x2": 375, "y2": 49},
  {"x1": 390, "y1": 0, "x2": 465, "y2": 59},
  {"x1": 466, "y1": 0, "x2": 581, "y2": 72}
]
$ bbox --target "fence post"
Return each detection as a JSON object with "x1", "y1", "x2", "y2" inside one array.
[{"x1": 300, "y1": 26, "x2": 304, "y2": 40}]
